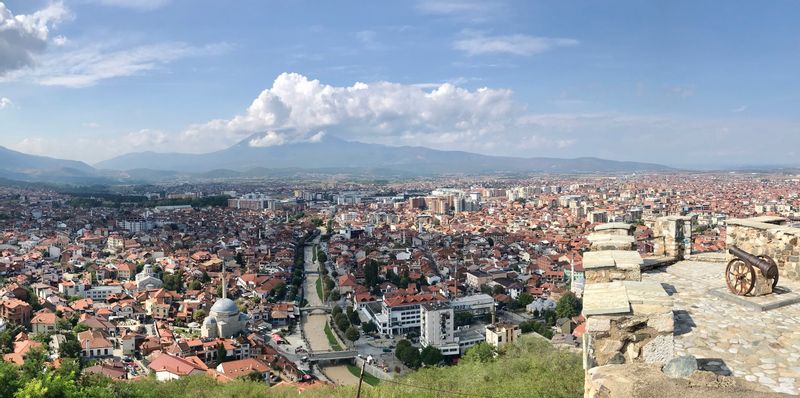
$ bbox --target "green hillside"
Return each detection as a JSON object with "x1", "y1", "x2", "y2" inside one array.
[{"x1": 0, "y1": 336, "x2": 582, "y2": 398}]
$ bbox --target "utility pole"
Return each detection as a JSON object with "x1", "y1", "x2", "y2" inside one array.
[{"x1": 355, "y1": 360, "x2": 367, "y2": 398}]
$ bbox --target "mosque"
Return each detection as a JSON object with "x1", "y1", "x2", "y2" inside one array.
[{"x1": 201, "y1": 268, "x2": 248, "y2": 338}]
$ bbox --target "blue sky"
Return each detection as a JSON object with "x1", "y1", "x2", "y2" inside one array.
[{"x1": 1, "y1": 0, "x2": 799, "y2": 168}]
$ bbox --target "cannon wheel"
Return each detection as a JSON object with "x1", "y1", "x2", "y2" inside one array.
[
  {"x1": 758, "y1": 255, "x2": 780, "y2": 289},
  {"x1": 726, "y1": 259, "x2": 756, "y2": 296}
]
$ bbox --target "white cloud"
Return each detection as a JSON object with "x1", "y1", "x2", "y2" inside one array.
[
  {"x1": 0, "y1": 1, "x2": 69, "y2": 75},
  {"x1": 124, "y1": 129, "x2": 167, "y2": 147},
  {"x1": 87, "y1": 0, "x2": 171, "y2": 11},
  {"x1": 0, "y1": 96, "x2": 11, "y2": 109},
  {"x1": 180, "y1": 72, "x2": 579, "y2": 155},
  {"x1": 454, "y1": 30, "x2": 578, "y2": 56},
  {"x1": 731, "y1": 105, "x2": 748, "y2": 113},
  {"x1": 4, "y1": 41, "x2": 226, "y2": 87},
  {"x1": 248, "y1": 131, "x2": 286, "y2": 147}
]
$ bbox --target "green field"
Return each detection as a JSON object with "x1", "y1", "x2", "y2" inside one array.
[
  {"x1": 324, "y1": 322, "x2": 343, "y2": 351},
  {"x1": 347, "y1": 365, "x2": 381, "y2": 386}
]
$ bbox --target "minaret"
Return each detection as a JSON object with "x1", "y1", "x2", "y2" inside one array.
[{"x1": 222, "y1": 266, "x2": 227, "y2": 299}]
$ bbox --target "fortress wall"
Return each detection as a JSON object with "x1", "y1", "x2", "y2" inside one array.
[{"x1": 726, "y1": 218, "x2": 800, "y2": 281}]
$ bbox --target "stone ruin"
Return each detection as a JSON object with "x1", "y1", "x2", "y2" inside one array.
[
  {"x1": 726, "y1": 216, "x2": 800, "y2": 282},
  {"x1": 652, "y1": 215, "x2": 693, "y2": 260},
  {"x1": 582, "y1": 221, "x2": 676, "y2": 372}
]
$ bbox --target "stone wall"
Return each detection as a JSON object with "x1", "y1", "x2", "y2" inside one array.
[
  {"x1": 582, "y1": 281, "x2": 674, "y2": 369},
  {"x1": 726, "y1": 217, "x2": 800, "y2": 281},
  {"x1": 652, "y1": 216, "x2": 693, "y2": 259}
]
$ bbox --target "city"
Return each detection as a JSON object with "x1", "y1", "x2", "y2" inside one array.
[{"x1": 2, "y1": 1, "x2": 800, "y2": 397}]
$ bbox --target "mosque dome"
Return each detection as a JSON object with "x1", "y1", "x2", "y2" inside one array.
[{"x1": 210, "y1": 298, "x2": 239, "y2": 315}]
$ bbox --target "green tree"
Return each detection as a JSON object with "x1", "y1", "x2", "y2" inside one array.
[
  {"x1": 331, "y1": 305, "x2": 343, "y2": 317},
  {"x1": 542, "y1": 309, "x2": 557, "y2": 327},
  {"x1": 492, "y1": 284, "x2": 506, "y2": 295},
  {"x1": 20, "y1": 345, "x2": 48, "y2": 380},
  {"x1": 463, "y1": 342, "x2": 496, "y2": 363},
  {"x1": 361, "y1": 321, "x2": 378, "y2": 334},
  {"x1": 556, "y1": 292, "x2": 581, "y2": 320},
  {"x1": 189, "y1": 280, "x2": 202, "y2": 291},
  {"x1": 215, "y1": 343, "x2": 227, "y2": 366},
  {"x1": 395, "y1": 339, "x2": 421, "y2": 369},
  {"x1": 364, "y1": 260, "x2": 380, "y2": 288},
  {"x1": 0, "y1": 360, "x2": 21, "y2": 398},
  {"x1": 346, "y1": 306, "x2": 360, "y2": 325},
  {"x1": 345, "y1": 326, "x2": 360, "y2": 341},
  {"x1": 517, "y1": 292, "x2": 534, "y2": 307},
  {"x1": 420, "y1": 346, "x2": 443, "y2": 366},
  {"x1": 193, "y1": 309, "x2": 207, "y2": 322}
]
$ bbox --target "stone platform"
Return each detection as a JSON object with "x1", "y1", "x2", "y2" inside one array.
[
  {"x1": 642, "y1": 260, "x2": 800, "y2": 395},
  {"x1": 708, "y1": 286, "x2": 800, "y2": 312}
]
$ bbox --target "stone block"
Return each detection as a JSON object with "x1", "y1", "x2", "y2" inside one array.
[
  {"x1": 587, "y1": 317, "x2": 611, "y2": 333},
  {"x1": 662, "y1": 355, "x2": 698, "y2": 378},
  {"x1": 642, "y1": 334, "x2": 674, "y2": 364}
]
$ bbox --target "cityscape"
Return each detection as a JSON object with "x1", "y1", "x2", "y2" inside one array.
[{"x1": 2, "y1": 1, "x2": 800, "y2": 398}]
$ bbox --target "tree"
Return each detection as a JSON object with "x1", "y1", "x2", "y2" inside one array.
[
  {"x1": 346, "y1": 306, "x2": 361, "y2": 325},
  {"x1": 517, "y1": 292, "x2": 534, "y2": 307},
  {"x1": 188, "y1": 280, "x2": 202, "y2": 291},
  {"x1": 345, "y1": 326, "x2": 360, "y2": 341},
  {"x1": 163, "y1": 273, "x2": 183, "y2": 292},
  {"x1": 58, "y1": 334, "x2": 82, "y2": 359},
  {"x1": 332, "y1": 305, "x2": 343, "y2": 317},
  {"x1": 420, "y1": 346, "x2": 443, "y2": 366},
  {"x1": 365, "y1": 260, "x2": 380, "y2": 288},
  {"x1": 463, "y1": 342, "x2": 495, "y2": 363},
  {"x1": 480, "y1": 284, "x2": 493, "y2": 295},
  {"x1": 335, "y1": 314, "x2": 350, "y2": 332},
  {"x1": 20, "y1": 345, "x2": 48, "y2": 380},
  {"x1": 556, "y1": 292, "x2": 581, "y2": 320},
  {"x1": 542, "y1": 309, "x2": 557, "y2": 327},
  {"x1": 193, "y1": 309, "x2": 207, "y2": 322},
  {"x1": 0, "y1": 360, "x2": 21, "y2": 398},
  {"x1": 361, "y1": 321, "x2": 378, "y2": 334},
  {"x1": 215, "y1": 343, "x2": 227, "y2": 366},
  {"x1": 329, "y1": 291, "x2": 341, "y2": 301},
  {"x1": 519, "y1": 320, "x2": 554, "y2": 339},
  {"x1": 395, "y1": 340, "x2": 421, "y2": 369},
  {"x1": 235, "y1": 252, "x2": 245, "y2": 266},
  {"x1": 492, "y1": 285, "x2": 506, "y2": 295}
]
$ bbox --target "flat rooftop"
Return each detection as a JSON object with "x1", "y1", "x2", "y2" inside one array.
[{"x1": 642, "y1": 259, "x2": 800, "y2": 395}]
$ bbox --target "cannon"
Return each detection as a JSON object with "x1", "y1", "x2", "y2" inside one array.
[{"x1": 725, "y1": 245, "x2": 779, "y2": 296}]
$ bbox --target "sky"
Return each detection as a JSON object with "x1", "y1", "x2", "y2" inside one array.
[{"x1": 0, "y1": 0, "x2": 799, "y2": 168}]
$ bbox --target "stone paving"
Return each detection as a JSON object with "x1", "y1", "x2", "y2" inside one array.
[{"x1": 642, "y1": 260, "x2": 800, "y2": 395}]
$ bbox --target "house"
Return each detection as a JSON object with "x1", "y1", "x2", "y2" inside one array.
[
  {"x1": 77, "y1": 329, "x2": 114, "y2": 359},
  {"x1": 148, "y1": 352, "x2": 208, "y2": 381},
  {"x1": 215, "y1": 357, "x2": 270, "y2": 381},
  {"x1": 3, "y1": 333, "x2": 42, "y2": 365},
  {"x1": 0, "y1": 298, "x2": 32, "y2": 328},
  {"x1": 30, "y1": 309, "x2": 59, "y2": 334}
]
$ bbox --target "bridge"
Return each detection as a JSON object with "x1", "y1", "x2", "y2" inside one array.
[
  {"x1": 300, "y1": 305, "x2": 331, "y2": 313},
  {"x1": 307, "y1": 350, "x2": 359, "y2": 362}
]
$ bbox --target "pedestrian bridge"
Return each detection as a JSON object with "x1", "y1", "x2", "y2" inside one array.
[
  {"x1": 307, "y1": 350, "x2": 358, "y2": 362},
  {"x1": 300, "y1": 305, "x2": 331, "y2": 313}
]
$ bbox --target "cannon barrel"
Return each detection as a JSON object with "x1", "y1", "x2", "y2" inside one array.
[{"x1": 728, "y1": 245, "x2": 777, "y2": 279}]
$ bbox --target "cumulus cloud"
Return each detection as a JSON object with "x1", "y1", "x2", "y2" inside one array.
[
  {"x1": 454, "y1": 30, "x2": 578, "y2": 56},
  {"x1": 183, "y1": 72, "x2": 532, "y2": 150},
  {"x1": 0, "y1": 1, "x2": 68, "y2": 75},
  {"x1": 248, "y1": 131, "x2": 286, "y2": 147},
  {"x1": 0, "y1": 96, "x2": 11, "y2": 109}
]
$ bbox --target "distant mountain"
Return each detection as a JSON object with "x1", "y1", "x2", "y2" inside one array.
[
  {"x1": 0, "y1": 146, "x2": 103, "y2": 183},
  {"x1": 95, "y1": 134, "x2": 673, "y2": 174}
]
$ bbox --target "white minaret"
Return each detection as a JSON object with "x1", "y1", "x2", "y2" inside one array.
[
  {"x1": 570, "y1": 252, "x2": 575, "y2": 285},
  {"x1": 221, "y1": 266, "x2": 227, "y2": 299}
]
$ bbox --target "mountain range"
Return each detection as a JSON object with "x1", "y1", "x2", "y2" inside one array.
[{"x1": 0, "y1": 134, "x2": 674, "y2": 184}]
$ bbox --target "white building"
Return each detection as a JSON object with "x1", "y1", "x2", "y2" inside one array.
[{"x1": 201, "y1": 271, "x2": 248, "y2": 338}]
